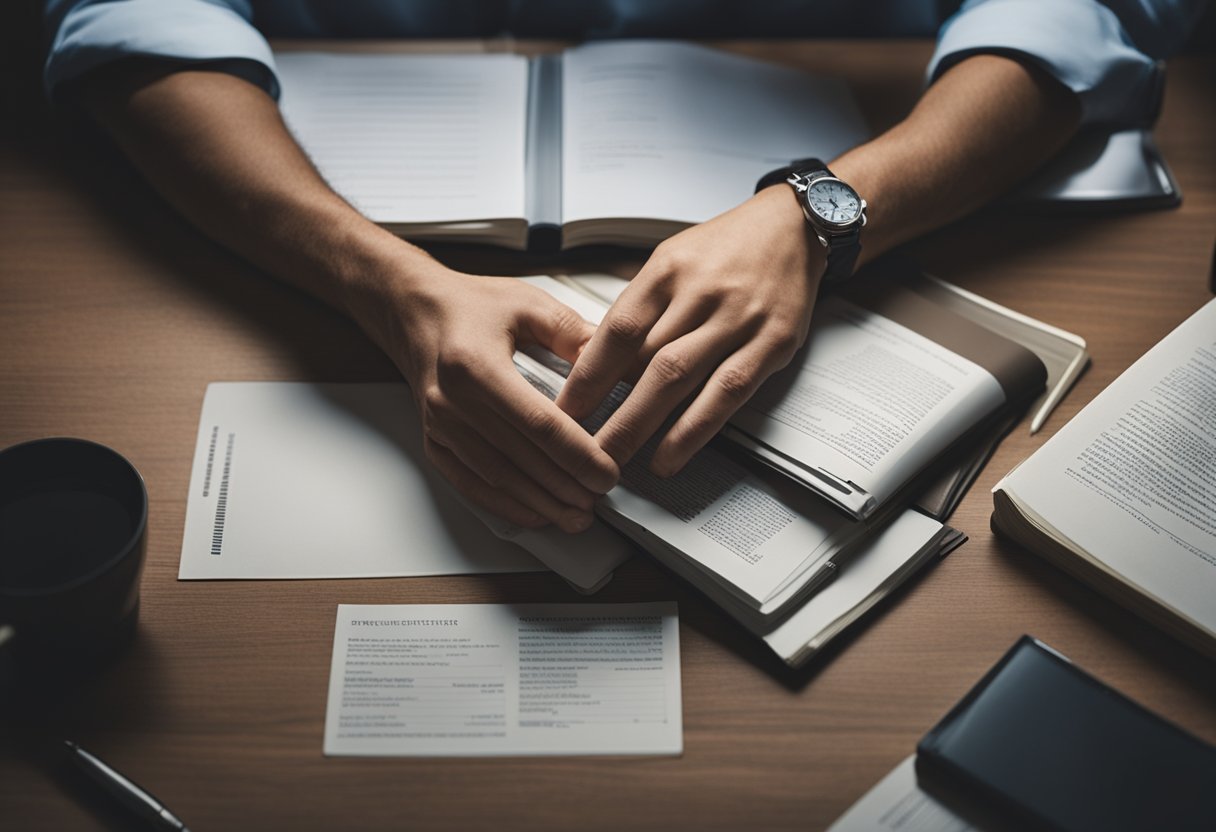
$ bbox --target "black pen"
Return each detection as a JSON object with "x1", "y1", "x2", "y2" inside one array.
[{"x1": 63, "y1": 740, "x2": 191, "y2": 831}]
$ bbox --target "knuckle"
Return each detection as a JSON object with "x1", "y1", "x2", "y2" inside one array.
[
  {"x1": 420, "y1": 385, "x2": 447, "y2": 419},
  {"x1": 651, "y1": 239, "x2": 688, "y2": 273},
  {"x1": 650, "y1": 346, "x2": 693, "y2": 385},
  {"x1": 767, "y1": 327, "x2": 803, "y2": 364},
  {"x1": 548, "y1": 303, "x2": 587, "y2": 337},
  {"x1": 714, "y1": 364, "x2": 757, "y2": 402},
  {"x1": 744, "y1": 298, "x2": 773, "y2": 324},
  {"x1": 603, "y1": 310, "x2": 649, "y2": 345},
  {"x1": 425, "y1": 386, "x2": 449, "y2": 416}
]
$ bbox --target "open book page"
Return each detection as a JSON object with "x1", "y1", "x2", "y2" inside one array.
[
  {"x1": 179, "y1": 382, "x2": 631, "y2": 592},
  {"x1": 602, "y1": 442, "x2": 862, "y2": 610},
  {"x1": 512, "y1": 343, "x2": 859, "y2": 612},
  {"x1": 995, "y1": 299, "x2": 1216, "y2": 642},
  {"x1": 274, "y1": 52, "x2": 529, "y2": 241},
  {"x1": 559, "y1": 41, "x2": 868, "y2": 244},
  {"x1": 910, "y1": 273, "x2": 1089, "y2": 434},
  {"x1": 762, "y1": 511, "x2": 949, "y2": 664},
  {"x1": 730, "y1": 296, "x2": 1008, "y2": 516}
]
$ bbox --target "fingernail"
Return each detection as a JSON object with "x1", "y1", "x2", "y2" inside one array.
[
  {"x1": 521, "y1": 512, "x2": 547, "y2": 528},
  {"x1": 588, "y1": 474, "x2": 618, "y2": 495},
  {"x1": 578, "y1": 463, "x2": 617, "y2": 495},
  {"x1": 561, "y1": 511, "x2": 594, "y2": 533}
]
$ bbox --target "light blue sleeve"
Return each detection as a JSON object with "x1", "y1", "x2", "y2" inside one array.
[
  {"x1": 44, "y1": 0, "x2": 280, "y2": 103},
  {"x1": 928, "y1": 0, "x2": 1208, "y2": 126}
]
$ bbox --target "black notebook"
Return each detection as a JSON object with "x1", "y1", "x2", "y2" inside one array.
[{"x1": 915, "y1": 636, "x2": 1216, "y2": 832}]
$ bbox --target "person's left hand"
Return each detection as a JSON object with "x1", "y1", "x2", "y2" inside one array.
[{"x1": 556, "y1": 183, "x2": 826, "y2": 476}]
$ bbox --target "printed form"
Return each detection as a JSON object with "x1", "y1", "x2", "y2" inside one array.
[{"x1": 324, "y1": 603, "x2": 681, "y2": 756}]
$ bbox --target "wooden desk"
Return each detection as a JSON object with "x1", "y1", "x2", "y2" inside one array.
[{"x1": 2, "y1": 41, "x2": 1214, "y2": 831}]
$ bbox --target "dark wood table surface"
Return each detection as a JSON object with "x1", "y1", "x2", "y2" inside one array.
[{"x1": 2, "y1": 40, "x2": 1214, "y2": 831}]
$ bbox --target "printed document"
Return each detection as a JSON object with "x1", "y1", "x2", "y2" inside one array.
[
  {"x1": 179, "y1": 382, "x2": 631, "y2": 591},
  {"x1": 828, "y1": 756, "x2": 975, "y2": 832},
  {"x1": 324, "y1": 603, "x2": 682, "y2": 756}
]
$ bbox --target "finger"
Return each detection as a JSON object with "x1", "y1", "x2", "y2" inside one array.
[
  {"x1": 597, "y1": 299, "x2": 709, "y2": 392},
  {"x1": 556, "y1": 284, "x2": 669, "y2": 421},
  {"x1": 519, "y1": 291, "x2": 598, "y2": 365},
  {"x1": 435, "y1": 346, "x2": 620, "y2": 494},
  {"x1": 428, "y1": 417, "x2": 595, "y2": 533},
  {"x1": 469, "y1": 364, "x2": 621, "y2": 494},
  {"x1": 424, "y1": 438, "x2": 547, "y2": 530},
  {"x1": 651, "y1": 336, "x2": 793, "y2": 476},
  {"x1": 595, "y1": 324, "x2": 743, "y2": 467},
  {"x1": 464, "y1": 404, "x2": 601, "y2": 512}
]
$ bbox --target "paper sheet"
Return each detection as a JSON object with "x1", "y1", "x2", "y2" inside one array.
[
  {"x1": 323, "y1": 603, "x2": 682, "y2": 756},
  {"x1": 179, "y1": 382, "x2": 632, "y2": 590},
  {"x1": 762, "y1": 510, "x2": 947, "y2": 664},
  {"x1": 828, "y1": 756, "x2": 975, "y2": 832}
]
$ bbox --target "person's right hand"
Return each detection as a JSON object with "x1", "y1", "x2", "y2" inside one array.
[{"x1": 352, "y1": 262, "x2": 620, "y2": 533}]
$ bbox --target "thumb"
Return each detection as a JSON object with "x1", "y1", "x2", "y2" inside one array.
[{"x1": 521, "y1": 294, "x2": 597, "y2": 365}]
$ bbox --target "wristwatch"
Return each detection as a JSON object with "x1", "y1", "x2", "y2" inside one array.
[{"x1": 755, "y1": 158, "x2": 866, "y2": 285}]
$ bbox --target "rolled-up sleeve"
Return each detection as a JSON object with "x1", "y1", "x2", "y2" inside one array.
[
  {"x1": 928, "y1": 0, "x2": 1207, "y2": 127},
  {"x1": 44, "y1": 0, "x2": 280, "y2": 103}
]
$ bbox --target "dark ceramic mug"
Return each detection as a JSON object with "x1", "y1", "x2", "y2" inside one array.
[{"x1": 0, "y1": 438, "x2": 147, "y2": 687}]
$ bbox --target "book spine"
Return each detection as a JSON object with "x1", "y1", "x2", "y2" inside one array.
[{"x1": 525, "y1": 53, "x2": 563, "y2": 253}]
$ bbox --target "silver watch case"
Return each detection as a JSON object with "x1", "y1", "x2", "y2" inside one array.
[{"x1": 787, "y1": 171, "x2": 867, "y2": 246}]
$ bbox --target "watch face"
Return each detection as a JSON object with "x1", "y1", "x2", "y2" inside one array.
[{"x1": 806, "y1": 178, "x2": 862, "y2": 226}]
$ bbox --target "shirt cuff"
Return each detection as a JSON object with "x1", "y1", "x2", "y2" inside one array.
[
  {"x1": 927, "y1": 0, "x2": 1160, "y2": 127},
  {"x1": 44, "y1": 0, "x2": 280, "y2": 104}
]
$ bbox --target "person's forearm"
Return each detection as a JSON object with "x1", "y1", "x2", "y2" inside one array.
[
  {"x1": 559, "y1": 52, "x2": 1083, "y2": 475},
  {"x1": 83, "y1": 62, "x2": 620, "y2": 530},
  {"x1": 831, "y1": 54, "x2": 1082, "y2": 262},
  {"x1": 83, "y1": 63, "x2": 435, "y2": 321}
]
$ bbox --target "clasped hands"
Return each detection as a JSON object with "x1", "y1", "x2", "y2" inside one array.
[{"x1": 368, "y1": 185, "x2": 823, "y2": 532}]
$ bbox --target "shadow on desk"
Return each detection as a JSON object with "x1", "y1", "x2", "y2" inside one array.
[
  {"x1": 989, "y1": 531, "x2": 1216, "y2": 697},
  {"x1": 0, "y1": 632, "x2": 169, "y2": 831},
  {"x1": 48, "y1": 129, "x2": 399, "y2": 384}
]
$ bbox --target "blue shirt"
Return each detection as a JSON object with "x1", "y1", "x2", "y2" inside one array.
[{"x1": 44, "y1": 0, "x2": 1207, "y2": 127}]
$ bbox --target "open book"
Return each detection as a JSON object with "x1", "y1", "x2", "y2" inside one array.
[
  {"x1": 516, "y1": 278, "x2": 966, "y2": 634},
  {"x1": 513, "y1": 344, "x2": 962, "y2": 663},
  {"x1": 566, "y1": 269, "x2": 1087, "y2": 522},
  {"x1": 993, "y1": 298, "x2": 1216, "y2": 657},
  {"x1": 534, "y1": 266, "x2": 1063, "y2": 521},
  {"x1": 274, "y1": 40, "x2": 868, "y2": 250}
]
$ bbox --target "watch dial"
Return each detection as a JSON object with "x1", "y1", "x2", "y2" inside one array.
[{"x1": 807, "y1": 179, "x2": 861, "y2": 225}]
